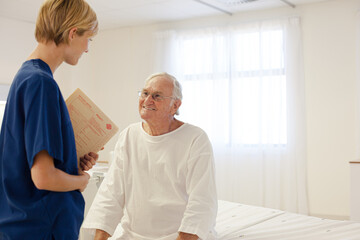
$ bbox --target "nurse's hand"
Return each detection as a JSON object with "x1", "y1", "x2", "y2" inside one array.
[
  {"x1": 78, "y1": 170, "x2": 90, "y2": 192},
  {"x1": 80, "y1": 152, "x2": 99, "y2": 171}
]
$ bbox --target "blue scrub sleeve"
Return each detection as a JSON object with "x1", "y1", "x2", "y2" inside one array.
[{"x1": 23, "y1": 78, "x2": 64, "y2": 169}]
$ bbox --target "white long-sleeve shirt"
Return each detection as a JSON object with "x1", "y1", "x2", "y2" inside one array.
[{"x1": 82, "y1": 122, "x2": 217, "y2": 240}]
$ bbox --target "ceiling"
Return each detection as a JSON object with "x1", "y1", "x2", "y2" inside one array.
[{"x1": 0, "y1": 0, "x2": 331, "y2": 30}]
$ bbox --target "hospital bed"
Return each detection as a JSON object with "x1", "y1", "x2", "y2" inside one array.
[
  {"x1": 81, "y1": 169, "x2": 360, "y2": 240},
  {"x1": 215, "y1": 200, "x2": 360, "y2": 240}
]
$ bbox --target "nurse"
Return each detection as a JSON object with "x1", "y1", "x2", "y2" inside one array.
[{"x1": 0, "y1": 0, "x2": 98, "y2": 239}]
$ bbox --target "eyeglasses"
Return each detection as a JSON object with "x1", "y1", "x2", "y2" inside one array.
[{"x1": 138, "y1": 90, "x2": 175, "y2": 102}]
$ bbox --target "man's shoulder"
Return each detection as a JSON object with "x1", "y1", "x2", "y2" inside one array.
[
  {"x1": 180, "y1": 123, "x2": 207, "y2": 136},
  {"x1": 117, "y1": 122, "x2": 142, "y2": 139},
  {"x1": 127, "y1": 122, "x2": 141, "y2": 130}
]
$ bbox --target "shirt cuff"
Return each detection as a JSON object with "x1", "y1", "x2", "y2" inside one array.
[{"x1": 81, "y1": 222, "x2": 116, "y2": 237}]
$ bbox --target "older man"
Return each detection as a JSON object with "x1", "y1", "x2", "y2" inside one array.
[{"x1": 82, "y1": 72, "x2": 217, "y2": 240}]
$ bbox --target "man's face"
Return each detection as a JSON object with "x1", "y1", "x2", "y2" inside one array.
[{"x1": 138, "y1": 76, "x2": 177, "y2": 123}]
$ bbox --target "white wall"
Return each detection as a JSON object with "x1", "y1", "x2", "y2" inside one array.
[
  {"x1": 301, "y1": 0, "x2": 359, "y2": 219},
  {"x1": 0, "y1": 17, "x2": 37, "y2": 84},
  {"x1": 1, "y1": 0, "x2": 359, "y2": 219}
]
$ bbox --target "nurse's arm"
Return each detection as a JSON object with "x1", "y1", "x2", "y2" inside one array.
[
  {"x1": 31, "y1": 150, "x2": 89, "y2": 192},
  {"x1": 94, "y1": 229, "x2": 111, "y2": 240}
]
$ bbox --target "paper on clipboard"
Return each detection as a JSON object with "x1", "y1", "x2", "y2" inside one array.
[{"x1": 66, "y1": 88, "x2": 119, "y2": 163}]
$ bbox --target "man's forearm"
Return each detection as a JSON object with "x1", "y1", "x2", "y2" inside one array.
[
  {"x1": 176, "y1": 232, "x2": 199, "y2": 240},
  {"x1": 94, "y1": 229, "x2": 111, "y2": 240}
]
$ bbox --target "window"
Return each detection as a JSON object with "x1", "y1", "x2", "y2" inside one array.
[
  {"x1": 155, "y1": 18, "x2": 308, "y2": 212},
  {"x1": 178, "y1": 28, "x2": 287, "y2": 145}
]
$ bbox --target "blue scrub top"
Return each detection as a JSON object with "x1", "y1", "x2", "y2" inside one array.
[{"x1": 0, "y1": 59, "x2": 84, "y2": 240}]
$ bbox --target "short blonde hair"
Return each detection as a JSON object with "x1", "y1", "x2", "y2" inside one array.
[{"x1": 35, "y1": 0, "x2": 98, "y2": 45}]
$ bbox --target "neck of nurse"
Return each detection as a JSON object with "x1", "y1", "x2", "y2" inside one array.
[
  {"x1": 143, "y1": 117, "x2": 182, "y2": 136},
  {"x1": 27, "y1": 42, "x2": 65, "y2": 74}
]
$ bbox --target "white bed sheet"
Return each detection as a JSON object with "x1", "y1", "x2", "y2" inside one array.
[
  {"x1": 216, "y1": 200, "x2": 284, "y2": 239},
  {"x1": 216, "y1": 200, "x2": 360, "y2": 240}
]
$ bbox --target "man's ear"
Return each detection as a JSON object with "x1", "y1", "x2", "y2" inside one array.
[
  {"x1": 68, "y1": 27, "x2": 78, "y2": 42},
  {"x1": 172, "y1": 99, "x2": 182, "y2": 115}
]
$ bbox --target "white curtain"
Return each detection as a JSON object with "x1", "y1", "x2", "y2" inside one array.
[{"x1": 153, "y1": 17, "x2": 308, "y2": 214}]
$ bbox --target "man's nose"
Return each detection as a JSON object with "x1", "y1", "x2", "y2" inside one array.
[{"x1": 144, "y1": 94, "x2": 154, "y2": 102}]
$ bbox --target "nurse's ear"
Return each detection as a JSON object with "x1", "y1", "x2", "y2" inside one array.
[{"x1": 68, "y1": 27, "x2": 78, "y2": 42}]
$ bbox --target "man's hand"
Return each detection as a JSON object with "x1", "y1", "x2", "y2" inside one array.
[
  {"x1": 94, "y1": 229, "x2": 111, "y2": 240},
  {"x1": 80, "y1": 152, "x2": 99, "y2": 171},
  {"x1": 176, "y1": 232, "x2": 199, "y2": 240}
]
